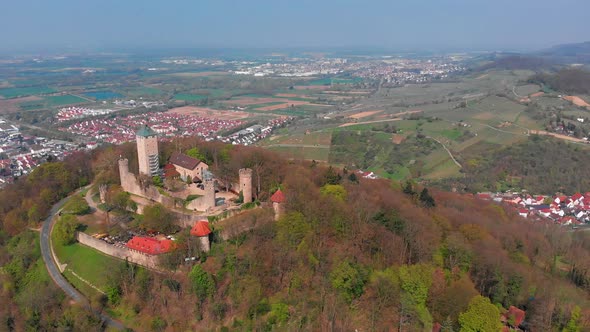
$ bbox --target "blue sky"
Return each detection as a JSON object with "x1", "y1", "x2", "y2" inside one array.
[{"x1": 1, "y1": 0, "x2": 588, "y2": 53}]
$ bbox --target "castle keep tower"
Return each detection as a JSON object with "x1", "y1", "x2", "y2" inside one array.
[
  {"x1": 203, "y1": 170, "x2": 216, "y2": 211},
  {"x1": 136, "y1": 125, "x2": 159, "y2": 176},
  {"x1": 239, "y1": 168, "x2": 253, "y2": 203}
]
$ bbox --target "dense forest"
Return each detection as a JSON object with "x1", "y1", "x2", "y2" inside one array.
[
  {"x1": 529, "y1": 69, "x2": 590, "y2": 95},
  {"x1": 454, "y1": 136, "x2": 590, "y2": 194},
  {"x1": 0, "y1": 138, "x2": 589, "y2": 331}
]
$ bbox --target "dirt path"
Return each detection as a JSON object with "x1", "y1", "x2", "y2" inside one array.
[
  {"x1": 427, "y1": 136, "x2": 462, "y2": 168},
  {"x1": 530, "y1": 130, "x2": 588, "y2": 143},
  {"x1": 339, "y1": 110, "x2": 422, "y2": 127}
]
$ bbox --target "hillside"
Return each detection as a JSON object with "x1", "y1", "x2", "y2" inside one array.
[
  {"x1": 453, "y1": 136, "x2": 590, "y2": 194},
  {"x1": 476, "y1": 54, "x2": 553, "y2": 71},
  {"x1": 529, "y1": 68, "x2": 590, "y2": 95},
  {"x1": 0, "y1": 140, "x2": 589, "y2": 330}
]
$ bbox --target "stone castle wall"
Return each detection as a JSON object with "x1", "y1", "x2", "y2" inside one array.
[
  {"x1": 119, "y1": 158, "x2": 175, "y2": 207},
  {"x1": 76, "y1": 232, "x2": 160, "y2": 269}
]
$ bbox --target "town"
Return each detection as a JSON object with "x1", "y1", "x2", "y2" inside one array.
[{"x1": 477, "y1": 191, "x2": 590, "y2": 227}]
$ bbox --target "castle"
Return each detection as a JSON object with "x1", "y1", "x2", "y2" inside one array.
[
  {"x1": 136, "y1": 125, "x2": 159, "y2": 176},
  {"x1": 119, "y1": 125, "x2": 254, "y2": 215}
]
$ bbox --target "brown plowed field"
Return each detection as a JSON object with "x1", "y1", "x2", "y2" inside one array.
[{"x1": 167, "y1": 106, "x2": 252, "y2": 120}]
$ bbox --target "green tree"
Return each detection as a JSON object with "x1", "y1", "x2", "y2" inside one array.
[
  {"x1": 186, "y1": 147, "x2": 206, "y2": 162},
  {"x1": 324, "y1": 166, "x2": 342, "y2": 185},
  {"x1": 276, "y1": 212, "x2": 311, "y2": 248},
  {"x1": 330, "y1": 260, "x2": 367, "y2": 303},
  {"x1": 54, "y1": 214, "x2": 78, "y2": 245},
  {"x1": 189, "y1": 265, "x2": 215, "y2": 302},
  {"x1": 141, "y1": 203, "x2": 177, "y2": 233},
  {"x1": 320, "y1": 184, "x2": 347, "y2": 201},
  {"x1": 563, "y1": 306, "x2": 582, "y2": 332},
  {"x1": 419, "y1": 188, "x2": 436, "y2": 208},
  {"x1": 458, "y1": 296, "x2": 502, "y2": 332},
  {"x1": 63, "y1": 195, "x2": 90, "y2": 215},
  {"x1": 348, "y1": 172, "x2": 358, "y2": 183},
  {"x1": 399, "y1": 264, "x2": 434, "y2": 328},
  {"x1": 403, "y1": 180, "x2": 415, "y2": 195}
]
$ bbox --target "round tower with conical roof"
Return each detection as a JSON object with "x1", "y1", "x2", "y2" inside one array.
[
  {"x1": 190, "y1": 220, "x2": 212, "y2": 252},
  {"x1": 270, "y1": 189, "x2": 285, "y2": 221},
  {"x1": 239, "y1": 168, "x2": 253, "y2": 203}
]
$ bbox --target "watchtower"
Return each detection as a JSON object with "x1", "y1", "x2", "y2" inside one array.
[
  {"x1": 270, "y1": 189, "x2": 285, "y2": 221},
  {"x1": 136, "y1": 125, "x2": 159, "y2": 176},
  {"x1": 239, "y1": 168, "x2": 253, "y2": 203},
  {"x1": 203, "y1": 170, "x2": 216, "y2": 211}
]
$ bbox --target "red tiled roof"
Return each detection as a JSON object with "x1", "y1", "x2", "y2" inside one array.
[
  {"x1": 126, "y1": 236, "x2": 173, "y2": 255},
  {"x1": 191, "y1": 221, "x2": 211, "y2": 237},
  {"x1": 271, "y1": 189, "x2": 285, "y2": 203},
  {"x1": 506, "y1": 306, "x2": 525, "y2": 327}
]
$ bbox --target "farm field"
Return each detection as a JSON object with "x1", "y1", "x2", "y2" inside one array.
[
  {"x1": 124, "y1": 86, "x2": 164, "y2": 96},
  {"x1": 167, "y1": 106, "x2": 254, "y2": 120},
  {"x1": 19, "y1": 95, "x2": 89, "y2": 110},
  {"x1": 0, "y1": 86, "x2": 57, "y2": 98},
  {"x1": 267, "y1": 145, "x2": 330, "y2": 162},
  {"x1": 84, "y1": 90, "x2": 124, "y2": 100}
]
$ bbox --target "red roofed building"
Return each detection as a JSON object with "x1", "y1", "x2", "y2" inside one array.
[
  {"x1": 191, "y1": 221, "x2": 211, "y2": 237},
  {"x1": 126, "y1": 236, "x2": 173, "y2": 255},
  {"x1": 271, "y1": 189, "x2": 285, "y2": 221},
  {"x1": 190, "y1": 220, "x2": 211, "y2": 252},
  {"x1": 504, "y1": 306, "x2": 525, "y2": 328},
  {"x1": 271, "y1": 189, "x2": 285, "y2": 203}
]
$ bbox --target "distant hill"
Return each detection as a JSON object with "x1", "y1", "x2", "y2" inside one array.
[
  {"x1": 537, "y1": 41, "x2": 590, "y2": 64},
  {"x1": 475, "y1": 54, "x2": 553, "y2": 71}
]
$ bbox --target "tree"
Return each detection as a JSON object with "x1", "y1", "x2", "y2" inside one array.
[
  {"x1": 54, "y1": 214, "x2": 79, "y2": 245},
  {"x1": 399, "y1": 264, "x2": 434, "y2": 329},
  {"x1": 324, "y1": 166, "x2": 342, "y2": 185},
  {"x1": 320, "y1": 184, "x2": 347, "y2": 201},
  {"x1": 458, "y1": 296, "x2": 502, "y2": 332},
  {"x1": 331, "y1": 260, "x2": 368, "y2": 304},
  {"x1": 186, "y1": 147, "x2": 206, "y2": 162},
  {"x1": 403, "y1": 180, "x2": 415, "y2": 195},
  {"x1": 62, "y1": 195, "x2": 90, "y2": 215},
  {"x1": 141, "y1": 203, "x2": 177, "y2": 233},
  {"x1": 419, "y1": 188, "x2": 436, "y2": 208},
  {"x1": 563, "y1": 306, "x2": 582, "y2": 332},
  {"x1": 189, "y1": 265, "x2": 215, "y2": 302},
  {"x1": 348, "y1": 172, "x2": 358, "y2": 183},
  {"x1": 276, "y1": 212, "x2": 311, "y2": 248}
]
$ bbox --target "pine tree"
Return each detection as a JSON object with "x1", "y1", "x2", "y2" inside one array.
[{"x1": 419, "y1": 188, "x2": 436, "y2": 208}]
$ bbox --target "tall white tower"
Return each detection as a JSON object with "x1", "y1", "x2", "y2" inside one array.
[{"x1": 136, "y1": 125, "x2": 159, "y2": 176}]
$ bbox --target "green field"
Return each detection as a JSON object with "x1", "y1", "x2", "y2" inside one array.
[
  {"x1": 126, "y1": 86, "x2": 164, "y2": 96},
  {"x1": 19, "y1": 94, "x2": 88, "y2": 110},
  {"x1": 173, "y1": 93, "x2": 208, "y2": 101},
  {"x1": 52, "y1": 234, "x2": 124, "y2": 296},
  {"x1": 0, "y1": 86, "x2": 56, "y2": 98}
]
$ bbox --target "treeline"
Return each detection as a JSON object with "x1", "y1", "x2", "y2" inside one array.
[
  {"x1": 455, "y1": 136, "x2": 590, "y2": 194},
  {"x1": 529, "y1": 68, "x2": 590, "y2": 95}
]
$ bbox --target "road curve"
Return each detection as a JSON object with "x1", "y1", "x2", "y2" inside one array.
[{"x1": 40, "y1": 190, "x2": 125, "y2": 330}]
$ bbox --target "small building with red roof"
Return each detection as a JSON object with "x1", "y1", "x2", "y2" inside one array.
[
  {"x1": 503, "y1": 305, "x2": 525, "y2": 329},
  {"x1": 126, "y1": 236, "x2": 174, "y2": 255},
  {"x1": 271, "y1": 189, "x2": 286, "y2": 221},
  {"x1": 190, "y1": 220, "x2": 212, "y2": 252}
]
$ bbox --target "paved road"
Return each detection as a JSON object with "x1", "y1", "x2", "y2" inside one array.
[{"x1": 40, "y1": 191, "x2": 125, "y2": 330}]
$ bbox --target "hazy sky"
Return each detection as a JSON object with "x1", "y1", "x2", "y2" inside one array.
[{"x1": 1, "y1": 0, "x2": 588, "y2": 53}]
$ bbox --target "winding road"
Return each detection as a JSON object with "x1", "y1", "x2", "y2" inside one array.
[{"x1": 40, "y1": 190, "x2": 125, "y2": 330}]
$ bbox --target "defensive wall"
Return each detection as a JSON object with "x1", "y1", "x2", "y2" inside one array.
[{"x1": 76, "y1": 232, "x2": 160, "y2": 270}]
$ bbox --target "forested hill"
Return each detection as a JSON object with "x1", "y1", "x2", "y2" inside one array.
[
  {"x1": 455, "y1": 136, "x2": 590, "y2": 194},
  {"x1": 529, "y1": 68, "x2": 590, "y2": 95},
  {"x1": 0, "y1": 138, "x2": 589, "y2": 330}
]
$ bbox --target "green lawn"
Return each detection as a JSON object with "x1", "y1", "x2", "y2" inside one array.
[
  {"x1": 52, "y1": 232, "x2": 124, "y2": 294},
  {"x1": 0, "y1": 86, "x2": 56, "y2": 98},
  {"x1": 19, "y1": 94, "x2": 88, "y2": 110}
]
